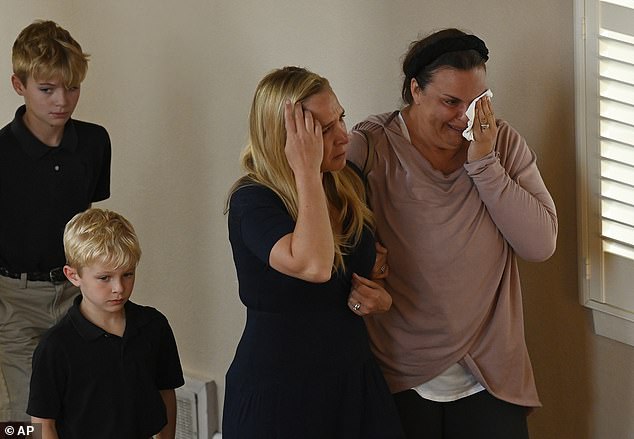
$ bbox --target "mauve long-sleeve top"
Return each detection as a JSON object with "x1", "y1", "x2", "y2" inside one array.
[{"x1": 347, "y1": 111, "x2": 557, "y2": 407}]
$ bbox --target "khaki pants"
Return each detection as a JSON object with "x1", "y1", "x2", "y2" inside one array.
[{"x1": 0, "y1": 275, "x2": 79, "y2": 421}]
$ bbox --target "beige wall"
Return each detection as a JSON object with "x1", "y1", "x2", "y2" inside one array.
[{"x1": 1, "y1": 1, "x2": 632, "y2": 437}]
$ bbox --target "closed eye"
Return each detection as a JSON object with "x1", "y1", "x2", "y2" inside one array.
[{"x1": 322, "y1": 113, "x2": 346, "y2": 134}]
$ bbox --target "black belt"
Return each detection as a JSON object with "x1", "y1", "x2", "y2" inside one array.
[{"x1": 0, "y1": 266, "x2": 66, "y2": 283}]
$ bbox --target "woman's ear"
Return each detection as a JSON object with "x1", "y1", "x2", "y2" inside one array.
[
  {"x1": 63, "y1": 265, "x2": 82, "y2": 287},
  {"x1": 410, "y1": 78, "x2": 422, "y2": 105}
]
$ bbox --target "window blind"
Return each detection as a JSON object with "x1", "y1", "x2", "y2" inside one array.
[
  {"x1": 598, "y1": 0, "x2": 634, "y2": 262},
  {"x1": 576, "y1": 0, "x2": 634, "y2": 345}
]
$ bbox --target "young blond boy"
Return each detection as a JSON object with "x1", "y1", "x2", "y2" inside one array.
[
  {"x1": 27, "y1": 209, "x2": 184, "y2": 439},
  {"x1": 0, "y1": 20, "x2": 111, "y2": 421}
]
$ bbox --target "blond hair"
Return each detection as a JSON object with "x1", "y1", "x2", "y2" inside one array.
[
  {"x1": 64, "y1": 208, "x2": 141, "y2": 274},
  {"x1": 12, "y1": 20, "x2": 89, "y2": 88},
  {"x1": 228, "y1": 66, "x2": 373, "y2": 271}
]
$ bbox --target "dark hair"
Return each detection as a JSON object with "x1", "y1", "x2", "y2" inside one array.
[{"x1": 401, "y1": 29, "x2": 489, "y2": 104}]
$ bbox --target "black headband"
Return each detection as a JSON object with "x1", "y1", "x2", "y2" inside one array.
[{"x1": 405, "y1": 35, "x2": 489, "y2": 78}]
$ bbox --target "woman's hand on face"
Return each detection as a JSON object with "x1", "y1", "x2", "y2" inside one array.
[
  {"x1": 371, "y1": 241, "x2": 389, "y2": 280},
  {"x1": 347, "y1": 273, "x2": 393, "y2": 316},
  {"x1": 284, "y1": 100, "x2": 324, "y2": 177},
  {"x1": 468, "y1": 96, "x2": 498, "y2": 162}
]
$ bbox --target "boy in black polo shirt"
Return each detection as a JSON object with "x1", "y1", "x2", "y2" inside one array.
[
  {"x1": 28, "y1": 208, "x2": 184, "y2": 439},
  {"x1": 0, "y1": 20, "x2": 111, "y2": 421}
]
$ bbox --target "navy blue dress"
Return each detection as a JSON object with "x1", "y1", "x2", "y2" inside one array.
[{"x1": 223, "y1": 183, "x2": 403, "y2": 439}]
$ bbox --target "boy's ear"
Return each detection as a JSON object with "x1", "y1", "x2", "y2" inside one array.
[
  {"x1": 11, "y1": 74, "x2": 26, "y2": 96},
  {"x1": 63, "y1": 265, "x2": 81, "y2": 287}
]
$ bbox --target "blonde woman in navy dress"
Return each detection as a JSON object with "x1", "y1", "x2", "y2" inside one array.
[{"x1": 223, "y1": 66, "x2": 404, "y2": 439}]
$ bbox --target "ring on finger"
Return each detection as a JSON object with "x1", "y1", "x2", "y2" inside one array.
[{"x1": 480, "y1": 123, "x2": 490, "y2": 130}]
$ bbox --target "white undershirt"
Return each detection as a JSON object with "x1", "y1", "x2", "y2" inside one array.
[
  {"x1": 412, "y1": 363, "x2": 485, "y2": 402},
  {"x1": 397, "y1": 111, "x2": 486, "y2": 402}
]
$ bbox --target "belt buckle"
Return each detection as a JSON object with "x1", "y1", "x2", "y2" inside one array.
[{"x1": 49, "y1": 267, "x2": 65, "y2": 283}]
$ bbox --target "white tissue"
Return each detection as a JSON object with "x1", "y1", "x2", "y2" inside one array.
[{"x1": 462, "y1": 89, "x2": 493, "y2": 141}]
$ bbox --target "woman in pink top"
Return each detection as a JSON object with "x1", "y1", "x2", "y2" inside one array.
[{"x1": 347, "y1": 29, "x2": 558, "y2": 438}]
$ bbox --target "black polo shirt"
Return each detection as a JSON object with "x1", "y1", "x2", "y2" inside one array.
[
  {"x1": 0, "y1": 105, "x2": 111, "y2": 272},
  {"x1": 27, "y1": 296, "x2": 185, "y2": 439}
]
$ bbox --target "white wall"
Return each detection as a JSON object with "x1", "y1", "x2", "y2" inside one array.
[{"x1": 2, "y1": 1, "x2": 633, "y2": 438}]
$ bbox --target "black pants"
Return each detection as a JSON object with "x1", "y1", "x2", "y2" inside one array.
[{"x1": 393, "y1": 389, "x2": 529, "y2": 439}]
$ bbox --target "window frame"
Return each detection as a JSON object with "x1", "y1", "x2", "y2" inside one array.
[{"x1": 575, "y1": 0, "x2": 634, "y2": 346}]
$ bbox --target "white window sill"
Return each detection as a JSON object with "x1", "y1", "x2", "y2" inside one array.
[{"x1": 589, "y1": 306, "x2": 634, "y2": 347}]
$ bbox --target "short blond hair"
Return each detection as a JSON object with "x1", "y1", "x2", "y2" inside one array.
[
  {"x1": 12, "y1": 20, "x2": 89, "y2": 88},
  {"x1": 64, "y1": 208, "x2": 141, "y2": 273}
]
